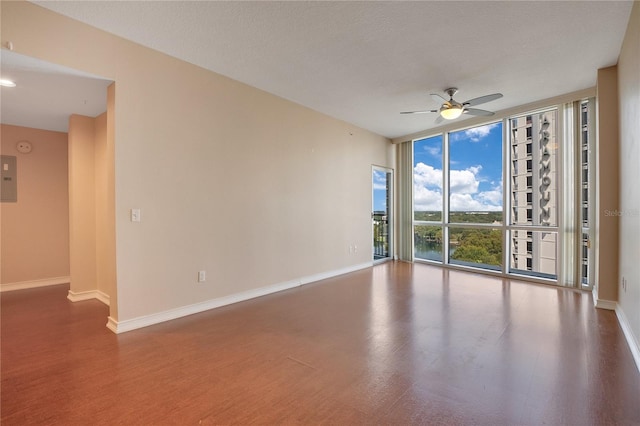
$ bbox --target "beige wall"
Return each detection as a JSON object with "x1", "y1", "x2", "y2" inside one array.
[
  {"x1": 1, "y1": 2, "x2": 393, "y2": 323},
  {"x1": 617, "y1": 1, "x2": 640, "y2": 354},
  {"x1": 594, "y1": 66, "x2": 620, "y2": 303},
  {"x1": 68, "y1": 102, "x2": 117, "y2": 312},
  {"x1": 94, "y1": 83, "x2": 117, "y2": 315},
  {"x1": 105, "y1": 83, "x2": 117, "y2": 316},
  {"x1": 94, "y1": 112, "x2": 109, "y2": 297},
  {"x1": 0, "y1": 124, "x2": 69, "y2": 285},
  {"x1": 68, "y1": 115, "x2": 97, "y2": 294}
]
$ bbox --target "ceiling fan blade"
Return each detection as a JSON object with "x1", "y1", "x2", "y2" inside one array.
[
  {"x1": 431, "y1": 94, "x2": 448, "y2": 104},
  {"x1": 464, "y1": 108, "x2": 495, "y2": 117},
  {"x1": 435, "y1": 114, "x2": 444, "y2": 124},
  {"x1": 463, "y1": 93, "x2": 503, "y2": 107},
  {"x1": 400, "y1": 110, "x2": 438, "y2": 114}
]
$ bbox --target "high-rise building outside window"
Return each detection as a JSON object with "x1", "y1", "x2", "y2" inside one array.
[
  {"x1": 509, "y1": 109, "x2": 558, "y2": 279},
  {"x1": 579, "y1": 100, "x2": 594, "y2": 287}
]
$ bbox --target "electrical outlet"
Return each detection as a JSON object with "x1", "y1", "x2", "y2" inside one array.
[{"x1": 198, "y1": 270, "x2": 206, "y2": 282}]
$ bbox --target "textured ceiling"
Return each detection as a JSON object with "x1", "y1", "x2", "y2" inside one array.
[{"x1": 7, "y1": 1, "x2": 636, "y2": 138}]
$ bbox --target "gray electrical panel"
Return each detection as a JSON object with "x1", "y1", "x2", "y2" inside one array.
[{"x1": 1, "y1": 155, "x2": 17, "y2": 203}]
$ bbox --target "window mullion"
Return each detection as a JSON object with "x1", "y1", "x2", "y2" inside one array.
[
  {"x1": 443, "y1": 131, "x2": 450, "y2": 263},
  {"x1": 503, "y1": 117, "x2": 510, "y2": 274}
]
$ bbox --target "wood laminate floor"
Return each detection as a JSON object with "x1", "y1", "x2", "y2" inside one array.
[{"x1": 2, "y1": 262, "x2": 639, "y2": 425}]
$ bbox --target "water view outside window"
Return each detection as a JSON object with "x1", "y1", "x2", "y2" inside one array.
[
  {"x1": 449, "y1": 227, "x2": 503, "y2": 270},
  {"x1": 410, "y1": 104, "x2": 586, "y2": 284},
  {"x1": 414, "y1": 225, "x2": 442, "y2": 261},
  {"x1": 413, "y1": 124, "x2": 503, "y2": 269},
  {"x1": 413, "y1": 135, "x2": 443, "y2": 261},
  {"x1": 447, "y1": 123, "x2": 503, "y2": 270}
]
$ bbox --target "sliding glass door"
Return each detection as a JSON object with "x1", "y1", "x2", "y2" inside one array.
[{"x1": 373, "y1": 166, "x2": 393, "y2": 262}]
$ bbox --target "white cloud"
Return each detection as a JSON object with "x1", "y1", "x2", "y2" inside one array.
[
  {"x1": 450, "y1": 168, "x2": 479, "y2": 194},
  {"x1": 477, "y1": 188, "x2": 503, "y2": 206},
  {"x1": 450, "y1": 193, "x2": 485, "y2": 211},
  {"x1": 452, "y1": 123, "x2": 500, "y2": 143},
  {"x1": 414, "y1": 161, "x2": 502, "y2": 212},
  {"x1": 451, "y1": 181, "x2": 503, "y2": 211},
  {"x1": 468, "y1": 165, "x2": 482, "y2": 175},
  {"x1": 413, "y1": 163, "x2": 442, "y2": 211},
  {"x1": 414, "y1": 185, "x2": 442, "y2": 211},
  {"x1": 413, "y1": 163, "x2": 442, "y2": 188},
  {"x1": 425, "y1": 146, "x2": 441, "y2": 157},
  {"x1": 373, "y1": 170, "x2": 387, "y2": 190}
]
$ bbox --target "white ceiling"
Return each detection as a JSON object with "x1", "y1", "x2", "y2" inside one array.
[
  {"x1": 1, "y1": 50, "x2": 111, "y2": 132},
  {"x1": 5, "y1": 1, "x2": 635, "y2": 138}
]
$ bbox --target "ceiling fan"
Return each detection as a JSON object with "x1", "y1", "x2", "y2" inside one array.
[{"x1": 401, "y1": 88, "x2": 503, "y2": 123}]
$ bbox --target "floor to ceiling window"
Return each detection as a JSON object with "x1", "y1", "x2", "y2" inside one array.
[
  {"x1": 448, "y1": 123, "x2": 503, "y2": 270},
  {"x1": 413, "y1": 135, "x2": 443, "y2": 262},
  {"x1": 413, "y1": 123, "x2": 503, "y2": 270},
  {"x1": 507, "y1": 109, "x2": 558, "y2": 280},
  {"x1": 579, "y1": 99, "x2": 594, "y2": 288},
  {"x1": 411, "y1": 98, "x2": 594, "y2": 287}
]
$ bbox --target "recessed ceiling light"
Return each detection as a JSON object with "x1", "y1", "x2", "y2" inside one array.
[{"x1": 0, "y1": 79, "x2": 17, "y2": 87}]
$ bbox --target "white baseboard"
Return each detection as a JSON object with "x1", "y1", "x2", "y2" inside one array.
[
  {"x1": 615, "y1": 304, "x2": 640, "y2": 373},
  {"x1": 594, "y1": 298, "x2": 617, "y2": 310},
  {"x1": 67, "y1": 289, "x2": 110, "y2": 306},
  {"x1": 107, "y1": 262, "x2": 372, "y2": 334},
  {"x1": 106, "y1": 316, "x2": 118, "y2": 333},
  {"x1": 592, "y1": 288, "x2": 617, "y2": 310},
  {"x1": 1, "y1": 276, "x2": 70, "y2": 292},
  {"x1": 299, "y1": 262, "x2": 371, "y2": 285}
]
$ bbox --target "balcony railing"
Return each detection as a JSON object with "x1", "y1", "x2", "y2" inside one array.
[{"x1": 373, "y1": 212, "x2": 389, "y2": 259}]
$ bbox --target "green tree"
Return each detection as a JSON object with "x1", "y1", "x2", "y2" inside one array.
[{"x1": 451, "y1": 229, "x2": 502, "y2": 266}]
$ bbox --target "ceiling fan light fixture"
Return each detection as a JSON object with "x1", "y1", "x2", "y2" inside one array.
[
  {"x1": 0, "y1": 79, "x2": 16, "y2": 87},
  {"x1": 400, "y1": 88, "x2": 502, "y2": 120},
  {"x1": 440, "y1": 106, "x2": 463, "y2": 120}
]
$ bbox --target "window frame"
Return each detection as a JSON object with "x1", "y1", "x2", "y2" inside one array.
[
  {"x1": 412, "y1": 120, "x2": 505, "y2": 272},
  {"x1": 409, "y1": 95, "x2": 594, "y2": 288}
]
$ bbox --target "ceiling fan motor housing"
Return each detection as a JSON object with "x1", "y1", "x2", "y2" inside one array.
[{"x1": 445, "y1": 87, "x2": 459, "y2": 98}]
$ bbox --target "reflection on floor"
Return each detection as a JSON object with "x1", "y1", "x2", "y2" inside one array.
[{"x1": 2, "y1": 262, "x2": 639, "y2": 424}]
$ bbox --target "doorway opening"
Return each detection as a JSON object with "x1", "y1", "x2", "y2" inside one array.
[{"x1": 0, "y1": 50, "x2": 115, "y2": 318}]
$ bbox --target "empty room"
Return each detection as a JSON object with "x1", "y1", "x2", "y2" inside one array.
[{"x1": 1, "y1": 1, "x2": 639, "y2": 424}]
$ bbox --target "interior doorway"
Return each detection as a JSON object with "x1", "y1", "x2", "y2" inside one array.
[{"x1": 0, "y1": 50, "x2": 115, "y2": 314}]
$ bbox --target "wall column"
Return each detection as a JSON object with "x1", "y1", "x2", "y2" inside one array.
[
  {"x1": 68, "y1": 115, "x2": 97, "y2": 297},
  {"x1": 593, "y1": 66, "x2": 620, "y2": 307}
]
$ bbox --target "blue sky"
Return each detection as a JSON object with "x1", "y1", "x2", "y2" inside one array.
[
  {"x1": 373, "y1": 170, "x2": 388, "y2": 212},
  {"x1": 413, "y1": 122, "x2": 503, "y2": 212}
]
